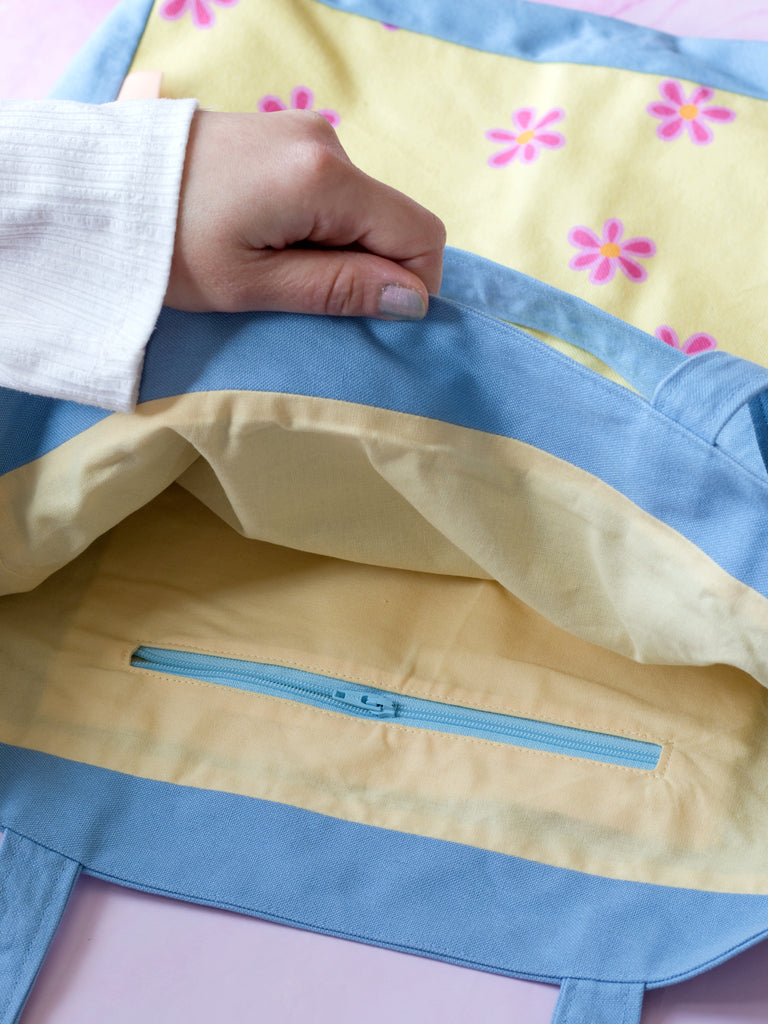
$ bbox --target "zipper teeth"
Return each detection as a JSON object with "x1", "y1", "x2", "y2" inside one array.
[
  {"x1": 131, "y1": 647, "x2": 661, "y2": 769},
  {"x1": 132, "y1": 657, "x2": 387, "y2": 716},
  {"x1": 400, "y1": 706, "x2": 655, "y2": 762}
]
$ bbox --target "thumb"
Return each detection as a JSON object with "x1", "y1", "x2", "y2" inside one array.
[{"x1": 228, "y1": 247, "x2": 431, "y2": 319}]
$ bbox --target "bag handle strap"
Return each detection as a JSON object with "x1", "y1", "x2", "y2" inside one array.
[
  {"x1": 441, "y1": 246, "x2": 686, "y2": 395},
  {"x1": 551, "y1": 978, "x2": 645, "y2": 1024},
  {"x1": 653, "y1": 350, "x2": 768, "y2": 444},
  {"x1": 0, "y1": 829, "x2": 81, "y2": 1024},
  {"x1": 441, "y1": 247, "x2": 768, "y2": 462}
]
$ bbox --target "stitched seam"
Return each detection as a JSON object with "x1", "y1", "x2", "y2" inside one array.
[
  {"x1": 126, "y1": 643, "x2": 668, "y2": 776},
  {"x1": 444, "y1": 295, "x2": 768, "y2": 488},
  {"x1": 125, "y1": 643, "x2": 668, "y2": 744},
  {"x1": 0, "y1": 830, "x2": 81, "y2": 1013},
  {"x1": 4, "y1": 821, "x2": 768, "y2": 988}
]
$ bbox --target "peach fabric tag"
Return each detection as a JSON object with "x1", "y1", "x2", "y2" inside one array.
[{"x1": 117, "y1": 69, "x2": 163, "y2": 100}]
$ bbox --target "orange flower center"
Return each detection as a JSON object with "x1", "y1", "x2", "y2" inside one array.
[
  {"x1": 516, "y1": 129, "x2": 535, "y2": 144},
  {"x1": 599, "y1": 242, "x2": 621, "y2": 258},
  {"x1": 679, "y1": 104, "x2": 699, "y2": 120}
]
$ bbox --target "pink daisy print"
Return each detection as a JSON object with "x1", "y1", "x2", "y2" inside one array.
[
  {"x1": 485, "y1": 107, "x2": 565, "y2": 167},
  {"x1": 257, "y1": 86, "x2": 340, "y2": 128},
  {"x1": 568, "y1": 218, "x2": 656, "y2": 285},
  {"x1": 160, "y1": 0, "x2": 238, "y2": 30},
  {"x1": 647, "y1": 80, "x2": 736, "y2": 145},
  {"x1": 655, "y1": 325, "x2": 718, "y2": 355}
]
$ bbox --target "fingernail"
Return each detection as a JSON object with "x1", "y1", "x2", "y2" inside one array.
[{"x1": 378, "y1": 284, "x2": 427, "y2": 321}]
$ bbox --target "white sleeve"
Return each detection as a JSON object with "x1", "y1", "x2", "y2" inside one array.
[{"x1": 0, "y1": 97, "x2": 198, "y2": 412}]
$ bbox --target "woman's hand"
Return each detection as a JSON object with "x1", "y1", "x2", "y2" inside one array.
[{"x1": 164, "y1": 109, "x2": 446, "y2": 320}]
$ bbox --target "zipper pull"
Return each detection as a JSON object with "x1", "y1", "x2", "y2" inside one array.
[{"x1": 332, "y1": 689, "x2": 398, "y2": 718}]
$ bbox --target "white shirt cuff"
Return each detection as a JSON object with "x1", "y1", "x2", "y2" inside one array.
[{"x1": 0, "y1": 97, "x2": 198, "y2": 411}]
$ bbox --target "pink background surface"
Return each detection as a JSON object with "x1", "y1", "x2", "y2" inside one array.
[{"x1": 3, "y1": 0, "x2": 768, "y2": 1020}]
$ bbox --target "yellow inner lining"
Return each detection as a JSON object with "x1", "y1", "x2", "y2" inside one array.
[{"x1": 3, "y1": 469, "x2": 768, "y2": 894}]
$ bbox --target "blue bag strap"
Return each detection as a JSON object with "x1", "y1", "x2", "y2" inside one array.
[
  {"x1": 441, "y1": 247, "x2": 768, "y2": 468},
  {"x1": 0, "y1": 829, "x2": 81, "y2": 1024},
  {"x1": 653, "y1": 350, "x2": 768, "y2": 444},
  {"x1": 551, "y1": 979, "x2": 645, "y2": 1024},
  {"x1": 440, "y1": 246, "x2": 687, "y2": 396}
]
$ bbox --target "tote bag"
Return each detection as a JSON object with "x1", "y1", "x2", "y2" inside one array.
[{"x1": 3, "y1": 2, "x2": 768, "y2": 1022}]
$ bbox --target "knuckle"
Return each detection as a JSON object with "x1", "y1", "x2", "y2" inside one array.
[
  {"x1": 317, "y1": 263, "x2": 366, "y2": 317},
  {"x1": 291, "y1": 122, "x2": 345, "y2": 182},
  {"x1": 302, "y1": 139, "x2": 342, "y2": 183},
  {"x1": 418, "y1": 207, "x2": 447, "y2": 251},
  {"x1": 301, "y1": 108, "x2": 339, "y2": 139},
  {"x1": 432, "y1": 214, "x2": 448, "y2": 248}
]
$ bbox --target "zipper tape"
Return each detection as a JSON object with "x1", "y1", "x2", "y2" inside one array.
[{"x1": 131, "y1": 646, "x2": 662, "y2": 771}]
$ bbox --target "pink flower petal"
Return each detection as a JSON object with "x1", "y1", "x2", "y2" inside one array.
[
  {"x1": 213, "y1": 0, "x2": 239, "y2": 6},
  {"x1": 646, "y1": 101, "x2": 678, "y2": 119},
  {"x1": 590, "y1": 257, "x2": 616, "y2": 285},
  {"x1": 568, "y1": 226, "x2": 601, "y2": 250},
  {"x1": 535, "y1": 107, "x2": 564, "y2": 129},
  {"x1": 258, "y1": 96, "x2": 287, "y2": 113},
  {"x1": 617, "y1": 256, "x2": 648, "y2": 282},
  {"x1": 569, "y1": 252, "x2": 600, "y2": 270},
  {"x1": 485, "y1": 129, "x2": 517, "y2": 142},
  {"x1": 488, "y1": 146, "x2": 519, "y2": 168},
  {"x1": 659, "y1": 79, "x2": 686, "y2": 106},
  {"x1": 191, "y1": 0, "x2": 213, "y2": 28},
  {"x1": 657, "y1": 117, "x2": 683, "y2": 141},
  {"x1": 535, "y1": 132, "x2": 565, "y2": 149},
  {"x1": 655, "y1": 326, "x2": 680, "y2": 348},
  {"x1": 603, "y1": 218, "x2": 624, "y2": 244},
  {"x1": 317, "y1": 109, "x2": 341, "y2": 127},
  {"x1": 291, "y1": 86, "x2": 315, "y2": 110},
  {"x1": 513, "y1": 107, "x2": 536, "y2": 131},
  {"x1": 687, "y1": 117, "x2": 714, "y2": 145},
  {"x1": 160, "y1": 0, "x2": 189, "y2": 18},
  {"x1": 621, "y1": 237, "x2": 656, "y2": 257},
  {"x1": 682, "y1": 333, "x2": 718, "y2": 355},
  {"x1": 520, "y1": 142, "x2": 539, "y2": 163},
  {"x1": 690, "y1": 86, "x2": 715, "y2": 105},
  {"x1": 700, "y1": 105, "x2": 736, "y2": 123}
]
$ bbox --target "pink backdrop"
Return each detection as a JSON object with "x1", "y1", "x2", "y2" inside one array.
[{"x1": 3, "y1": 1, "x2": 768, "y2": 1021}]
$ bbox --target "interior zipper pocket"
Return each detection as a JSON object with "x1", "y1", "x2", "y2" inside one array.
[{"x1": 131, "y1": 646, "x2": 662, "y2": 771}]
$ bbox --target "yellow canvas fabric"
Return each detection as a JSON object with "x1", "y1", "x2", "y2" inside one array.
[
  {"x1": 3, "y1": 482, "x2": 768, "y2": 895},
  {"x1": 129, "y1": 0, "x2": 768, "y2": 375},
  {"x1": 2, "y1": 392, "x2": 767, "y2": 683}
]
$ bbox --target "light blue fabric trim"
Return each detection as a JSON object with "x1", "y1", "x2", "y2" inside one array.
[
  {"x1": 315, "y1": 0, "x2": 768, "y2": 101},
  {"x1": 0, "y1": 829, "x2": 81, "y2": 1024},
  {"x1": 552, "y1": 979, "x2": 644, "y2": 1024},
  {"x1": 3, "y1": 743, "x2": 768, "y2": 991},
  {"x1": 44, "y1": 0, "x2": 768, "y2": 109},
  {"x1": 0, "y1": 391, "x2": 110, "y2": 476},
  {"x1": 653, "y1": 350, "x2": 768, "y2": 445},
  {"x1": 137, "y1": 299, "x2": 768, "y2": 607},
  {"x1": 441, "y1": 248, "x2": 768, "y2": 471},
  {"x1": 2, "y1": 251, "x2": 768, "y2": 599},
  {"x1": 440, "y1": 247, "x2": 686, "y2": 398},
  {"x1": 48, "y1": 0, "x2": 156, "y2": 103}
]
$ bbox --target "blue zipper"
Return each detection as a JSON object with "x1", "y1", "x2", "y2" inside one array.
[{"x1": 131, "y1": 646, "x2": 661, "y2": 771}]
